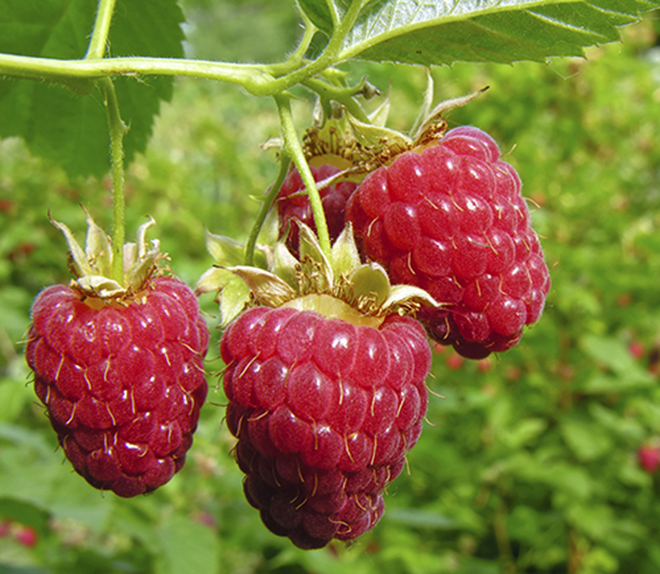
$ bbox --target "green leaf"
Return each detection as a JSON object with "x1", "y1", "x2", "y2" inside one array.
[
  {"x1": 0, "y1": 0, "x2": 185, "y2": 179},
  {"x1": 154, "y1": 514, "x2": 220, "y2": 574},
  {"x1": 0, "y1": 378, "x2": 31, "y2": 423},
  {"x1": 386, "y1": 507, "x2": 460, "y2": 529},
  {"x1": 298, "y1": 0, "x2": 660, "y2": 66},
  {"x1": 560, "y1": 416, "x2": 613, "y2": 462}
]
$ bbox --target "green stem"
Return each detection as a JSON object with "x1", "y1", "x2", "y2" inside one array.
[
  {"x1": 0, "y1": 0, "x2": 362, "y2": 98},
  {"x1": 274, "y1": 93, "x2": 332, "y2": 260},
  {"x1": 244, "y1": 153, "x2": 291, "y2": 266},
  {"x1": 302, "y1": 77, "x2": 370, "y2": 123},
  {"x1": 0, "y1": 0, "x2": 362, "y2": 97},
  {"x1": 0, "y1": 54, "x2": 277, "y2": 96},
  {"x1": 85, "y1": 0, "x2": 117, "y2": 60},
  {"x1": 98, "y1": 78, "x2": 128, "y2": 283},
  {"x1": 263, "y1": 0, "x2": 364, "y2": 94},
  {"x1": 280, "y1": 7, "x2": 317, "y2": 70}
]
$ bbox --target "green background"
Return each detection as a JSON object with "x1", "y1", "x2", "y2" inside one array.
[{"x1": 1, "y1": 3, "x2": 660, "y2": 573}]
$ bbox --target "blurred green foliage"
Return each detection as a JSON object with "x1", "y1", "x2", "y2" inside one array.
[{"x1": 1, "y1": 3, "x2": 660, "y2": 574}]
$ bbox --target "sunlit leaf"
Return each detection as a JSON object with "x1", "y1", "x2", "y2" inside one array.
[
  {"x1": 0, "y1": 0, "x2": 185, "y2": 178},
  {"x1": 298, "y1": 0, "x2": 660, "y2": 66}
]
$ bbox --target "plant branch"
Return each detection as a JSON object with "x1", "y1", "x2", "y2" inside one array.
[
  {"x1": 85, "y1": 0, "x2": 117, "y2": 60},
  {"x1": 98, "y1": 78, "x2": 128, "y2": 283},
  {"x1": 0, "y1": 53, "x2": 277, "y2": 95},
  {"x1": 265, "y1": 0, "x2": 364, "y2": 94},
  {"x1": 274, "y1": 93, "x2": 331, "y2": 260},
  {"x1": 244, "y1": 153, "x2": 291, "y2": 266},
  {"x1": 302, "y1": 77, "x2": 370, "y2": 123},
  {"x1": 0, "y1": 0, "x2": 362, "y2": 100}
]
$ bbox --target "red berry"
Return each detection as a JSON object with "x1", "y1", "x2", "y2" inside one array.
[
  {"x1": 445, "y1": 354, "x2": 464, "y2": 370},
  {"x1": 25, "y1": 276, "x2": 209, "y2": 497},
  {"x1": 629, "y1": 341, "x2": 645, "y2": 360},
  {"x1": 14, "y1": 526, "x2": 38, "y2": 548},
  {"x1": 638, "y1": 445, "x2": 660, "y2": 473},
  {"x1": 0, "y1": 521, "x2": 11, "y2": 537},
  {"x1": 221, "y1": 306, "x2": 430, "y2": 549},
  {"x1": 277, "y1": 164, "x2": 357, "y2": 255},
  {"x1": 347, "y1": 127, "x2": 550, "y2": 358}
]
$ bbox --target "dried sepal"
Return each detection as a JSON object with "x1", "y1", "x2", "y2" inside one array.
[
  {"x1": 205, "y1": 231, "x2": 246, "y2": 267},
  {"x1": 381, "y1": 284, "x2": 440, "y2": 314},
  {"x1": 411, "y1": 87, "x2": 489, "y2": 145},
  {"x1": 347, "y1": 263, "x2": 390, "y2": 309},
  {"x1": 49, "y1": 215, "x2": 94, "y2": 278},
  {"x1": 83, "y1": 208, "x2": 113, "y2": 276},
  {"x1": 195, "y1": 266, "x2": 236, "y2": 295},
  {"x1": 123, "y1": 217, "x2": 163, "y2": 294},
  {"x1": 409, "y1": 69, "x2": 435, "y2": 139},
  {"x1": 272, "y1": 241, "x2": 300, "y2": 290},
  {"x1": 345, "y1": 110, "x2": 412, "y2": 157},
  {"x1": 298, "y1": 223, "x2": 334, "y2": 293},
  {"x1": 367, "y1": 83, "x2": 391, "y2": 128},
  {"x1": 219, "y1": 274, "x2": 251, "y2": 328},
  {"x1": 225, "y1": 266, "x2": 297, "y2": 308},
  {"x1": 51, "y1": 210, "x2": 165, "y2": 302},
  {"x1": 330, "y1": 223, "x2": 361, "y2": 279}
]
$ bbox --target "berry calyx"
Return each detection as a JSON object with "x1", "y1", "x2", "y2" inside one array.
[{"x1": 347, "y1": 126, "x2": 550, "y2": 358}]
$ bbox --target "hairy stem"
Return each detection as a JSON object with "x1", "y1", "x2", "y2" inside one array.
[
  {"x1": 99, "y1": 78, "x2": 128, "y2": 283},
  {"x1": 302, "y1": 77, "x2": 370, "y2": 123},
  {"x1": 0, "y1": 54, "x2": 277, "y2": 95},
  {"x1": 85, "y1": 0, "x2": 117, "y2": 59},
  {"x1": 275, "y1": 93, "x2": 331, "y2": 260},
  {"x1": 244, "y1": 153, "x2": 291, "y2": 266},
  {"x1": 0, "y1": 0, "x2": 363, "y2": 99},
  {"x1": 264, "y1": 0, "x2": 364, "y2": 95}
]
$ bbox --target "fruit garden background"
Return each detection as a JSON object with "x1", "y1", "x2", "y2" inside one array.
[{"x1": 1, "y1": 1, "x2": 660, "y2": 573}]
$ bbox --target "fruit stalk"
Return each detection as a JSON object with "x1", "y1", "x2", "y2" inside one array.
[
  {"x1": 244, "y1": 151, "x2": 291, "y2": 266},
  {"x1": 99, "y1": 77, "x2": 128, "y2": 284},
  {"x1": 85, "y1": 0, "x2": 118, "y2": 60},
  {"x1": 274, "y1": 93, "x2": 332, "y2": 260}
]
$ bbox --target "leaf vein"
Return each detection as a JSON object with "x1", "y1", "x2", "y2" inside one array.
[{"x1": 527, "y1": 9, "x2": 608, "y2": 40}]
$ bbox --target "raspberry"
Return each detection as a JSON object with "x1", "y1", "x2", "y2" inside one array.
[
  {"x1": 638, "y1": 445, "x2": 660, "y2": 473},
  {"x1": 221, "y1": 306, "x2": 430, "y2": 549},
  {"x1": 347, "y1": 126, "x2": 550, "y2": 358},
  {"x1": 277, "y1": 164, "x2": 357, "y2": 256},
  {"x1": 25, "y1": 276, "x2": 209, "y2": 497},
  {"x1": 14, "y1": 526, "x2": 39, "y2": 548}
]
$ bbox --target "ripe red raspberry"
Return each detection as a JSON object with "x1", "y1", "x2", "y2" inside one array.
[
  {"x1": 221, "y1": 306, "x2": 430, "y2": 549},
  {"x1": 277, "y1": 164, "x2": 357, "y2": 255},
  {"x1": 347, "y1": 126, "x2": 550, "y2": 358},
  {"x1": 14, "y1": 525, "x2": 39, "y2": 548},
  {"x1": 25, "y1": 276, "x2": 209, "y2": 497},
  {"x1": 638, "y1": 445, "x2": 660, "y2": 473}
]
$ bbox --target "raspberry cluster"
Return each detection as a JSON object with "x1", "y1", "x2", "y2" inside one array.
[
  {"x1": 220, "y1": 306, "x2": 431, "y2": 549},
  {"x1": 25, "y1": 276, "x2": 209, "y2": 497},
  {"x1": 347, "y1": 126, "x2": 550, "y2": 358},
  {"x1": 277, "y1": 164, "x2": 357, "y2": 255}
]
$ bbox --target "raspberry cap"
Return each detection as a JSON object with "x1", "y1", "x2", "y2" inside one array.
[{"x1": 347, "y1": 126, "x2": 550, "y2": 358}]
